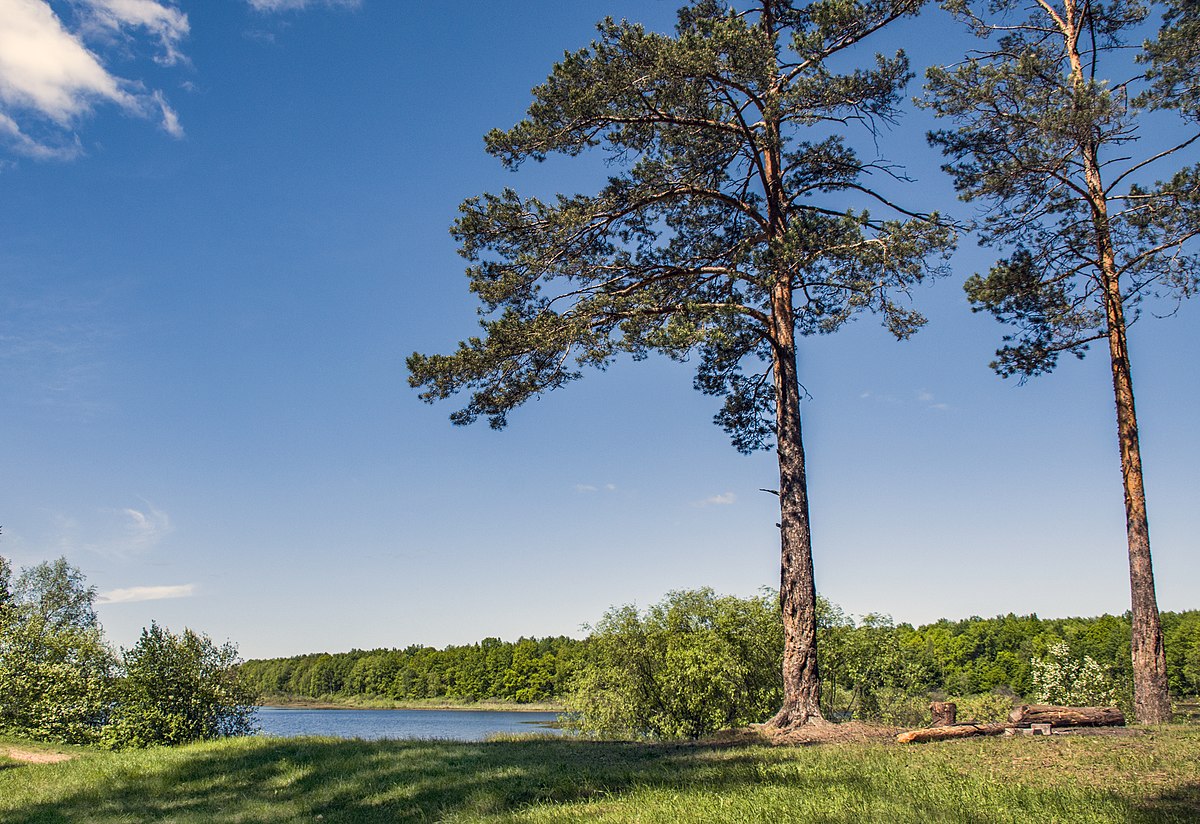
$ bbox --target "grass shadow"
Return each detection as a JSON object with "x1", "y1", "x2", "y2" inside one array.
[{"x1": 4, "y1": 733, "x2": 1198, "y2": 823}]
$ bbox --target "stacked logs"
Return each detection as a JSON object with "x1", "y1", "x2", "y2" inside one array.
[{"x1": 896, "y1": 703, "x2": 1126, "y2": 744}]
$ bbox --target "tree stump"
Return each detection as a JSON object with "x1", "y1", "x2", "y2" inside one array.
[{"x1": 930, "y1": 701, "x2": 957, "y2": 727}]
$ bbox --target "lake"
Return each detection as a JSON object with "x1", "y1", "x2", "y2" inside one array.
[{"x1": 254, "y1": 707, "x2": 567, "y2": 741}]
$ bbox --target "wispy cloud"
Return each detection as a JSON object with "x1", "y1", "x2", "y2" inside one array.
[
  {"x1": 49, "y1": 501, "x2": 173, "y2": 560},
  {"x1": 574, "y1": 483, "x2": 617, "y2": 494},
  {"x1": 859, "y1": 389, "x2": 951, "y2": 412},
  {"x1": 246, "y1": 0, "x2": 360, "y2": 11},
  {"x1": 0, "y1": 0, "x2": 187, "y2": 159},
  {"x1": 917, "y1": 389, "x2": 951, "y2": 411},
  {"x1": 697, "y1": 492, "x2": 737, "y2": 506},
  {"x1": 0, "y1": 286, "x2": 119, "y2": 414},
  {"x1": 98, "y1": 583, "x2": 195, "y2": 604}
]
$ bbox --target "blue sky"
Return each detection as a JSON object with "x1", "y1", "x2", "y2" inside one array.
[{"x1": 0, "y1": 0, "x2": 1196, "y2": 659}]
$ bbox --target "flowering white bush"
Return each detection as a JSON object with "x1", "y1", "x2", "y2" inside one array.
[{"x1": 1031, "y1": 642, "x2": 1118, "y2": 706}]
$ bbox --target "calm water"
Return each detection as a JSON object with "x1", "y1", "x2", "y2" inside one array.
[{"x1": 254, "y1": 707, "x2": 566, "y2": 741}]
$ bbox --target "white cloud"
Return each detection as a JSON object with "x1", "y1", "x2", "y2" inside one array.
[
  {"x1": 0, "y1": 0, "x2": 187, "y2": 159},
  {"x1": 98, "y1": 583, "x2": 195, "y2": 604},
  {"x1": 83, "y1": 0, "x2": 189, "y2": 66},
  {"x1": 152, "y1": 88, "x2": 181, "y2": 137},
  {"x1": 246, "y1": 0, "x2": 360, "y2": 11},
  {"x1": 698, "y1": 492, "x2": 737, "y2": 506},
  {"x1": 47, "y1": 501, "x2": 173, "y2": 559}
]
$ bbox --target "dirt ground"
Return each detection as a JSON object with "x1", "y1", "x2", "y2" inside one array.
[
  {"x1": 707, "y1": 720, "x2": 903, "y2": 747},
  {"x1": 3, "y1": 747, "x2": 75, "y2": 764}
]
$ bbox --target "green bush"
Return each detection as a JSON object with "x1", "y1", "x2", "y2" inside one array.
[
  {"x1": 1, "y1": 554, "x2": 257, "y2": 748},
  {"x1": 948, "y1": 692, "x2": 1016, "y2": 723},
  {"x1": 105, "y1": 622, "x2": 258, "y2": 749},
  {"x1": 565, "y1": 588, "x2": 782, "y2": 738}
]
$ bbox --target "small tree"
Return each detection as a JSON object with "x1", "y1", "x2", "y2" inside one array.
[
  {"x1": 409, "y1": 0, "x2": 952, "y2": 728},
  {"x1": 106, "y1": 622, "x2": 258, "y2": 748},
  {"x1": 923, "y1": 0, "x2": 1200, "y2": 723},
  {"x1": 0, "y1": 556, "x2": 115, "y2": 744}
]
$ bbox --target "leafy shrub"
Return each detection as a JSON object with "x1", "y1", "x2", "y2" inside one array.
[
  {"x1": 566, "y1": 589, "x2": 782, "y2": 738},
  {"x1": 105, "y1": 622, "x2": 259, "y2": 748},
  {"x1": 949, "y1": 691, "x2": 1016, "y2": 723},
  {"x1": 1, "y1": 554, "x2": 257, "y2": 748}
]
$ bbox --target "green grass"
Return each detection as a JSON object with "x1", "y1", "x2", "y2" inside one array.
[{"x1": 1, "y1": 728, "x2": 1197, "y2": 823}]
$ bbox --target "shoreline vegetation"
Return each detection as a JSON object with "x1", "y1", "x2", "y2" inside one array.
[
  {"x1": 238, "y1": 602, "x2": 1200, "y2": 736},
  {"x1": 256, "y1": 695, "x2": 565, "y2": 713}
]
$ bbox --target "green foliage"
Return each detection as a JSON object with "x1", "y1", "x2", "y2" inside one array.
[
  {"x1": 0, "y1": 610, "x2": 114, "y2": 744},
  {"x1": 0, "y1": 556, "x2": 114, "y2": 745},
  {"x1": 817, "y1": 600, "x2": 931, "y2": 723},
  {"x1": 1163, "y1": 611, "x2": 1200, "y2": 696},
  {"x1": 238, "y1": 636, "x2": 583, "y2": 705},
  {"x1": 410, "y1": 0, "x2": 952, "y2": 451},
  {"x1": 0, "y1": 552, "x2": 11, "y2": 608},
  {"x1": 565, "y1": 589, "x2": 783, "y2": 738},
  {"x1": 0, "y1": 555, "x2": 255, "y2": 749},
  {"x1": 13, "y1": 558, "x2": 100, "y2": 633},
  {"x1": 105, "y1": 622, "x2": 258, "y2": 749},
  {"x1": 948, "y1": 691, "x2": 1017, "y2": 724},
  {"x1": 925, "y1": 0, "x2": 1200, "y2": 378},
  {"x1": 240, "y1": 594, "x2": 1200, "y2": 729}
]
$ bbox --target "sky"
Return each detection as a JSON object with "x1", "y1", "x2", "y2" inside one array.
[{"x1": 0, "y1": 0, "x2": 1196, "y2": 660}]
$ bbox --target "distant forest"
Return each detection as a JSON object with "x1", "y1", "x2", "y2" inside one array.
[{"x1": 239, "y1": 607, "x2": 1200, "y2": 706}]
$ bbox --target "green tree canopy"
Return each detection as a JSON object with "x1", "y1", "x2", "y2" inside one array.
[
  {"x1": 0, "y1": 556, "x2": 114, "y2": 744},
  {"x1": 409, "y1": 0, "x2": 952, "y2": 728}
]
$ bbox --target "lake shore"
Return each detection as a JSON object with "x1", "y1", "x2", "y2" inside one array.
[{"x1": 256, "y1": 694, "x2": 565, "y2": 713}]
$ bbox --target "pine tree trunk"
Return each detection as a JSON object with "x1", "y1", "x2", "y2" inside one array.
[
  {"x1": 1066, "y1": 7, "x2": 1172, "y2": 726},
  {"x1": 765, "y1": 283, "x2": 824, "y2": 729},
  {"x1": 1102, "y1": 285, "x2": 1172, "y2": 724}
]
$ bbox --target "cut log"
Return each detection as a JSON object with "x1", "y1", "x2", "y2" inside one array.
[
  {"x1": 930, "y1": 701, "x2": 957, "y2": 727},
  {"x1": 1008, "y1": 705, "x2": 1125, "y2": 728},
  {"x1": 897, "y1": 723, "x2": 1009, "y2": 744}
]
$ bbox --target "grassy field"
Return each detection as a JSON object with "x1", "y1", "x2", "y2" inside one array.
[{"x1": 2, "y1": 727, "x2": 1198, "y2": 823}]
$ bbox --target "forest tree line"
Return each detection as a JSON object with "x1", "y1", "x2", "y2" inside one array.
[{"x1": 239, "y1": 593, "x2": 1200, "y2": 719}]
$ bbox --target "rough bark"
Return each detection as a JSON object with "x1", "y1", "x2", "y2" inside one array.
[
  {"x1": 765, "y1": 282, "x2": 824, "y2": 729},
  {"x1": 1101, "y1": 291, "x2": 1171, "y2": 724},
  {"x1": 761, "y1": 17, "x2": 822, "y2": 729},
  {"x1": 1009, "y1": 704, "x2": 1125, "y2": 727},
  {"x1": 1066, "y1": 5, "x2": 1172, "y2": 726}
]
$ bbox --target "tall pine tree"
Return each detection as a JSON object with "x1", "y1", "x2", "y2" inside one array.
[
  {"x1": 410, "y1": 0, "x2": 951, "y2": 726},
  {"x1": 924, "y1": 0, "x2": 1200, "y2": 722}
]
